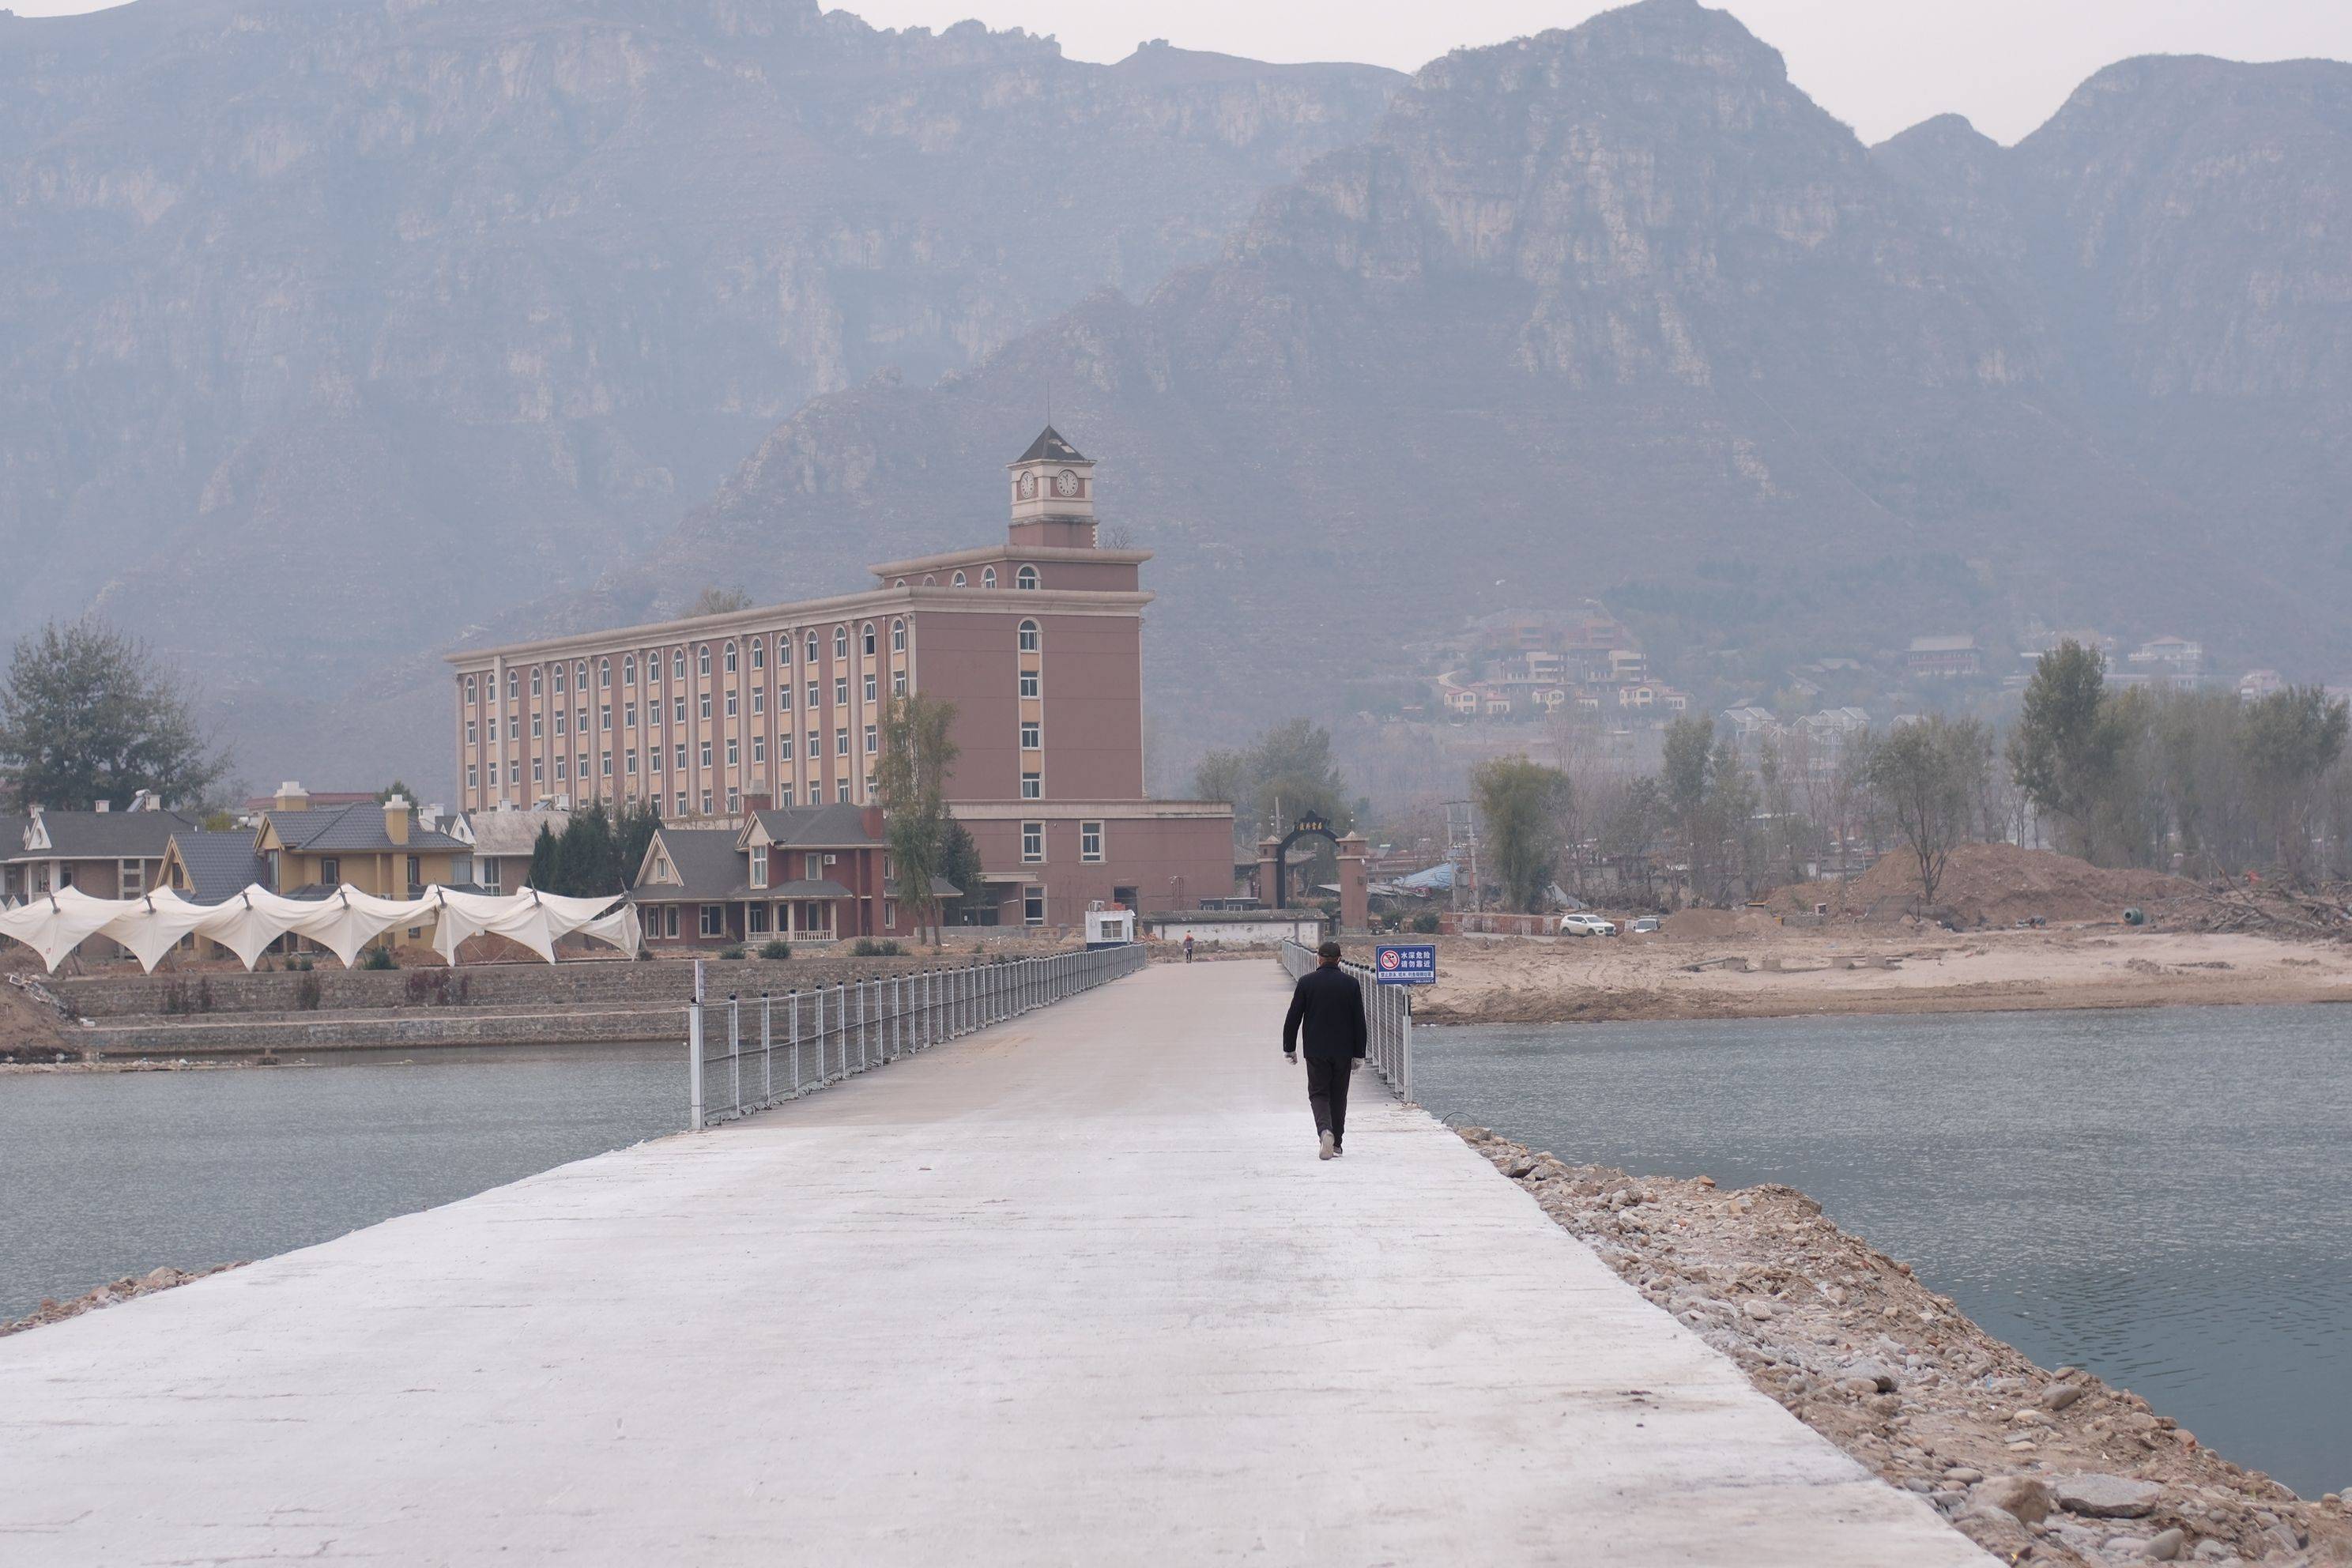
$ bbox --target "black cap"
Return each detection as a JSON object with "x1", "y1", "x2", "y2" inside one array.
[{"x1": 1317, "y1": 940, "x2": 1343, "y2": 959}]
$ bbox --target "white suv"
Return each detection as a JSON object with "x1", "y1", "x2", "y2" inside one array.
[{"x1": 1559, "y1": 913, "x2": 1617, "y2": 937}]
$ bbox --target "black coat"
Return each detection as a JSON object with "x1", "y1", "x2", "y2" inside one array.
[{"x1": 1283, "y1": 963, "x2": 1367, "y2": 1061}]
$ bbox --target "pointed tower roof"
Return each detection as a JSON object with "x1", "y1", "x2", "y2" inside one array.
[{"x1": 1015, "y1": 425, "x2": 1087, "y2": 464}]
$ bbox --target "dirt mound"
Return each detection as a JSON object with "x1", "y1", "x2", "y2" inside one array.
[
  {"x1": 0, "y1": 977, "x2": 69, "y2": 1059},
  {"x1": 1661, "y1": 908, "x2": 1778, "y2": 941},
  {"x1": 1803, "y1": 844, "x2": 2196, "y2": 927}
]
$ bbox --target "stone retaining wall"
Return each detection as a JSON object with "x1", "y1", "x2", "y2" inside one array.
[{"x1": 51, "y1": 955, "x2": 1001, "y2": 1021}]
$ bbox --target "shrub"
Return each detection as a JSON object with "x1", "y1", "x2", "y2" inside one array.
[
  {"x1": 360, "y1": 946, "x2": 398, "y2": 971},
  {"x1": 293, "y1": 972, "x2": 323, "y2": 1012},
  {"x1": 758, "y1": 940, "x2": 792, "y2": 960},
  {"x1": 850, "y1": 937, "x2": 904, "y2": 957},
  {"x1": 717, "y1": 944, "x2": 748, "y2": 960},
  {"x1": 1410, "y1": 912, "x2": 1440, "y2": 935},
  {"x1": 290, "y1": 956, "x2": 314, "y2": 973}
]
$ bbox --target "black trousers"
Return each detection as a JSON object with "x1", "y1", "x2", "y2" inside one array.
[{"x1": 1305, "y1": 1055, "x2": 1353, "y2": 1148}]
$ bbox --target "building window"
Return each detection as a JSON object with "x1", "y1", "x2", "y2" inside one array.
[
  {"x1": 861, "y1": 624, "x2": 876, "y2": 656},
  {"x1": 697, "y1": 646, "x2": 712, "y2": 677},
  {"x1": 552, "y1": 665, "x2": 566, "y2": 695},
  {"x1": 952, "y1": 571, "x2": 967, "y2": 587},
  {"x1": 532, "y1": 758, "x2": 545, "y2": 784},
  {"x1": 834, "y1": 677, "x2": 848, "y2": 706},
  {"x1": 507, "y1": 670, "x2": 519, "y2": 699},
  {"x1": 835, "y1": 728, "x2": 850, "y2": 756},
  {"x1": 1021, "y1": 771, "x2": 1041, "y2": 800},
  {"x1": 837, "y1": 779, "x2": 851, "y2": 803},
  {"x1": 805, "y1": 634, "x2": 819, "y2": 664},
  {"x1": 465, "y1": 674, "x2": 477, "y2": 703},
  {"x1": 531, "y1": 713, "x2": 545, "y2": 739},
  {"x1": 674, "y1": 696, "x2": 687, "y2": 725},
  {"x1": 675, "y1": 792, "x2": 688, "y2": 816},
  {"x1": 1018, "y1": 619, "x2": 1039, "y2": 653},
  {"x1": 1022, "y1": 822, "x2": 1044, "y2": 861},
  {"x1": 724, "y1": 643, "x2": 737, "y2": 674},
  {"x1": 726, "y1": 739, "x2": 739, "y2": 767},
  {"x1": 481, "y1": 859, "x2": 501, "y2": 894},
  {"x1": 556, "y1": 756, "x2": 568, "y2": 781},
  {"x1": 551, "y1": 711, "x2": 564, "y2": 737},
  {"x1": 751, "y1": 688, "x2": 763, "y2": 716},
  {"x1": 806, "y1": 680, "x2": 820, "y2": 710},
  {"x1": 624, "y1": 655, "x2": 635, "y2": 687},
  {"x1": 834, "y1": 625, "x2": 848, "y2": 659},
  {"x1": 601, "y1": 752, "x2": 613, "y2": 778},
  {"x1": 699, "y1": 741, "x2": 712, "y2": 768},
  {"x1": 726, "y1": 787, "x2": 740, "y2": 812},
  {"x1": 778, "y1": 684, "x2": 791, "y2": 711},
  {"x1": 863, "y1": 673, "x2": 876, "y2": 703},
  {"x1": 982, "y1": 567, "x2": 997, "y2": 589},
  {"x1": 531, "y1": 667, "x2": 543, "y2": 697},
  {"x1": 507, "y1": 760, "x2": 521, "y2": 785},
  {"x1": 1019, "y1": 669, "x2": 1040, "y2": 699},
  {"x1": 780, "y1": 735, "x2": 794, "y2": 760},
  {"x1": 864, "y1": 724, "x2": 877, "y2": 755},
  {"x1": 1023, "y1": 886, "x2": 1045, "y2": 925},
  {"x1": 671, "y1": 650, "x2": 684, "y2": 680},
  {"x1": 319, "y1": 857, "x2": 340, "y2": 885},
  {"x1": 805, "y1": 729, "x2": 819, "y2": 760},
  {"x1": 576, "y1": 752, "x2": 588, "y2": 779},
  {"x1": 466, "y1": 764, "x2": 479, "y2": 790},
  {"x1": 488, "y1": 718, "x2": 499, "y2": 742},
  {"x1": 625, "y1": 749, "x2": 638, "y2": 776},
  {"x1": 701, "y1": 789, "x2": 714, "y2": 814},
  {"x1": 1020, "y1": 720, "x2": 1041, "y2": 749},
  {"x1": 892, "y1": 672, "x2": 907, "y2": 698},
  {"x1": 624, "y1": 703, "x2": 637, "y2": 729},
  {"x1": 1016, "y1": 565, "x2": 1040, "y2": 590},
  {"x1": 777, "y1": 784, "x2": 793, "y2": 806},
  {"x1": 891, "y1": 619, "x2": 906, "y2": 652},
  {"x1": 1080, "y1": 821, "x2": 1103, "y2": 862},
  {"x1": 465, "y1": 719, "x2": 477, "y2": 746},
  {"x1": 699, "y1": 692, "x2": 711, "y2": 721},
  {"x1": 601, "y1": 704, "x2": 612, "y2": 732},
  {"x1": 700, "y1": 906, "x2": 725, "y2": 939},
  {"x1": 675, "y1": 744, "x2": 688, "y2": 771},
  {"x1": 750, "y1": 638, "x2": 765, "y2": 670},
  {"x1": 576, "y1": 706, "x2": 588, "y2": 734},
  {"x1": 600, "y1": 658, "x2": 612, "y2": 689},
  {"x1": 748, "y1": 903, "x2": 769, "y2": 934},
  {"x1": 725, "y1": 690, "x2": 737, "y2": 718}
]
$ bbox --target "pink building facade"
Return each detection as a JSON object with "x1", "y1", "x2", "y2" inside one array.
[{"x1": 447, "y1": 428, "x2": 1234, "y2": 926}]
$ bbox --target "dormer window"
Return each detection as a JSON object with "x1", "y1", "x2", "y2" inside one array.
[
  {"x1": 1016, "y1": 565, "x2": 1040, "y2": 590},
  {"x1": 750, "y1": 846, "x2": 769, "y2": 889}
]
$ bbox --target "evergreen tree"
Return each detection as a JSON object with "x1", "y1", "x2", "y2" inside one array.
[
  {"x1": 528, "y1": 822, "x2": 562, "y2": 892},
  {"x1": 2009, "y1": 640, "x2": 2116, "y2": 856},
  {"x1": 615, "y1": 797, "x2": 663, "y2": 889},
  {"x1": 874, "y1": 695, "x2": 959, "y2": 944}
]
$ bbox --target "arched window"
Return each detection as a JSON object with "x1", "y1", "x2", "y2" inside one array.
[
  {"x1": 623, "y1": 655, "x2": 635, "y2": 687},
  {"x1": 894, "y1": 577, "x2": 906, "y2": 588},
  {"x1": 952, "y1": 571, "x2": 967, "y2": 587},
  {"x1": 861, "y1": 624, "x2": 876, "y2": 657},
  {"x1": 598, "y1": 658, "x2": 611, "y2": 689},
  {"x1": 464, "y1": 674, "x2": 477, "y2": 703},
  {"x1": 1018, "y1": 619, "x2": 1040, "y2": 654},
  {"x1": 982, "y1": 567, "x2": 997, "y2": 590},
  {"x1": 891, "y1": 619, "x2": 906, "y2": 653},
  {"x1": 575, "y1": 660, "x2": 588, "y2": 687},
  {"x1": 922, "y1": 575, "x2": 935, "y2": 586},
  {"x1": 552, "y1": 665, "x2": 566, "y2": 695},
  {"x1": 723, "y1": 643, "x2": 738, "y2": 674},
  {"x1": 833, "y1": 625, "x2": 848, "y2": 659},
  {"x1": 530, "y1": 667, "x2": 544, "y2": 698},
  {"x1": 673, "y1": 650, "x2": 686, "y2": 681},
  {"x1": 1016, "y1": 564, "x2": 1040, "y2": 590},
  {"x1": 805, "y1": 633, "x2": 819, "y2": 665}
]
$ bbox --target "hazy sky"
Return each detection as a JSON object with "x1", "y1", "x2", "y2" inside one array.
[{"x1": 12, "y1": 0, "x2": 2351, "y2": 144}]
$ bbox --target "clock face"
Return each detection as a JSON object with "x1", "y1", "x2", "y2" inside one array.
[
  {"x1": 1018, "y1": 473, "x2": 1038, "y2": 499},
  {"x1": 1054, "y1": 469, "x2": 1080, "y2": 497}
]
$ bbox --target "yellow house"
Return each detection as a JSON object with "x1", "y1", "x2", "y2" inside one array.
[{"x1": 160, "y1": 793, "x2": 473, "y2": 903}]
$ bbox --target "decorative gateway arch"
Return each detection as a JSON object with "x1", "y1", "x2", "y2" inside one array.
[{"x1": 1253, "y1": 814, "x2": 1370, "y2": 933}]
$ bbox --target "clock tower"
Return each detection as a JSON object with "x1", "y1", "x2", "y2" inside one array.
[{"x1": 1007, "y1": 425, "x2": 1097, "y2": 548}]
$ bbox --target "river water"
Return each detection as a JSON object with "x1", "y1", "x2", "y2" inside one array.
[
  {"x1": 0, "y1": 1046, "x2": 682, "y2": 1323},
  {"x1": 1416, "y1": 1004, "x2": 2352, "y2": 1499}
]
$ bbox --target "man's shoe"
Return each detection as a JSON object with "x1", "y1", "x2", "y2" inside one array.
[
  {"x1": 1333, "y1": 1143, "x2": 1344, "y2": 1156},
  {"x1": 1318, "y1": 1130, "x2": 1336, "y2": 1160}
]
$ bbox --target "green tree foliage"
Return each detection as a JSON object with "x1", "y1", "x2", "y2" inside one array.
[
  {"x1": 937, "y1": 820, "x2": 983, "y2": 925},
  {"x1": 1472, "y1": 756, "x2": 1572, "y2": 913},
  {"x1": 688, "y1": 586, "x2": 753, "y2": 616},
  {"x1": 375, "y1": 779, "x2": 418, "y2": 805},
  {"x1": 2008, "y1": 640, "x2": 2117, "y2": 857},
  {"x1": 2239, "y1": 686, "x2": 2350, "y2": 884},
  {"x1": 0, "y1": 619, "x2": 229, "y2": 809},
  {"x1": 1653, "y1": 714, "x2": 1755, "y2": 900},
  {"x1": 874, "y1": 695, "x2": 960, "y2": 944},
  {"x1": 614, "y1": 797, "x2": 663, "y2": 890},
  {"x1": 528, "y1": 822, "x2": 561, "y2": 892},
  {"x1": 554, "y1": 802, "x2": 624, "y2": 895},
  {"x1": 1866, "y1": 715, "x2": 1990, "y2": 908},
  {"x1": 1193, "y1": 719, "x2": 1353, "y2": 846}
]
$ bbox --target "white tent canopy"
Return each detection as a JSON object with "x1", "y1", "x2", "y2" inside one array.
[{"x1": 0, "y1": 883, "x2": 639, "y2": 975}]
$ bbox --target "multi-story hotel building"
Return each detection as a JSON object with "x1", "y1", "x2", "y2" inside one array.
[{"x1": 447, "y1": 428, "x2": 1235, "y2": 925}]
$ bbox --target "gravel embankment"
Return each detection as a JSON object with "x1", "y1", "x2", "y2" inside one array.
[
  {"x1": 1460, "y1": 1127, "x2": 2350, "y2": 1566},
  {"x1": 2, "y1": 1263, "x2": 244, "y2": 1339}
]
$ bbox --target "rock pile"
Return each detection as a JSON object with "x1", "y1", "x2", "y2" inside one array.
[
  {"x1": 1458, "y1": 1126, "x2": 2352, "y2": 1567},
  {"x1": 2, "y1": 1261, "x2": 242, "y2": 1338}
]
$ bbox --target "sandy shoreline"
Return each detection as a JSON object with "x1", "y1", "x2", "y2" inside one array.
[
  {"x1": 1461, "y1": 1128, "x2": 2350, "y2": 1566},
  {"x1": 1394, "y1": 925, "x2": 2352, "y2": 1026}
]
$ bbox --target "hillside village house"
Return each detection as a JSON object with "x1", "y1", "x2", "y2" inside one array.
[
  {"x1": 2, "y1": 796, "x2": 191, "y2": 908},
  {"x1": 1905, "y1": 635, "x2": 1982, "y2": 679},
  {"x1": 448, "y1": 427, "x2": 1234, "y2": 925},
  {"x1": 465, "y1": 803, "x2": 571, "y2": 895},
  {"x1": 631, "y1": 803, "x2": 957, "y2": 946}
]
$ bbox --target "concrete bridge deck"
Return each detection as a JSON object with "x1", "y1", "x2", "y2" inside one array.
[{"x1": 0, "y1": 960, "x2": 1987, "y2": 1566}]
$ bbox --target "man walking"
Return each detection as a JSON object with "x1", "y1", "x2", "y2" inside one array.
[{"x1": 1283, "y1": 940, "x2": 1366, "y2": 1160}]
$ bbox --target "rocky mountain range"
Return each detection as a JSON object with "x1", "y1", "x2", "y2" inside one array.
[{"x1": 5, "y1": 0, "x2": 2348, "y2": 793}]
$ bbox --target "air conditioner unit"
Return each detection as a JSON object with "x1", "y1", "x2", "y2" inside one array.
[{"x1": 823, "y1": 853, "x2": 838, "y2": 865}]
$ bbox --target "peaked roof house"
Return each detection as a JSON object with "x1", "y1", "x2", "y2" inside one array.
[
  {"x1": 3, "y1": 799, "x2": 194, "y2": 905},
  {"x1": 631, "y1": 803, "x2": 956, "y2": 946}
]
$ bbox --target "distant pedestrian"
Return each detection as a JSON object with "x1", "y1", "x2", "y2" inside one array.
[
  {"x1": 1183, "y1": 933, "x2": 1195, "y2": 963},
  {"x1": 1283, "y1": 940, "x2": 1366, "y2": 1160}
]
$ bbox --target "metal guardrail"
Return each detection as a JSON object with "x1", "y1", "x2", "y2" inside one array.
[
  {"x1": 686, "y1": 943, "x2": 1148, "y2": 1129},
  {"x1": 1277, "y1": 940, "x2": 1412, "y2": 1102}
]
